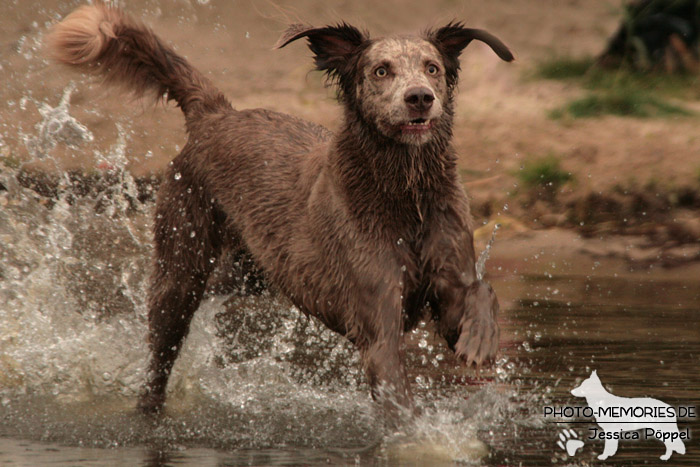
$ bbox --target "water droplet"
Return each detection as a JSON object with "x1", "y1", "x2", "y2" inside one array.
[
  {"x1": 476, "y1": 223, "x2": 500, "y2": 280},
  {"x1": 174, "y1": 172, "x2": 182, "y2": 180}
]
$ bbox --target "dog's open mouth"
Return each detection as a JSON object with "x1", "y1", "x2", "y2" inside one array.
[{"x1": 400, "y1": 118, "x2": 432, "y2": 133}]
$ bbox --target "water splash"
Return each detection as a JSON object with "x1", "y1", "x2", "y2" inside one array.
[
  {"x1": 0, "y1": 151, "x2": 379, "y2": 448},
  {"x1": 1, "y1": 137, "x2": 530, "y2": 457},
  {"x1": 24, "y1": 84, "x2": 94, "y2": 159},
  {"x1": 0, "y1": 164, "x2": 151, "y2": 404},
  {"x1": 476, "y1": 223, "x2": 501, "y2": 280}
]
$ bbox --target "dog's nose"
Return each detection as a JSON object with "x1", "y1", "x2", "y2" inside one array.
[{"x1": 404, "y1": 87, "x2": 434, "y2": 113}]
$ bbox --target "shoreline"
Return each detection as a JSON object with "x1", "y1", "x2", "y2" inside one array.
[{"x1": 4, "y1": 165, "x2": 699, "y2": 281}]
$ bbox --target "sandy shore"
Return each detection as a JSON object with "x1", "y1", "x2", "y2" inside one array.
[{"x1": 2, "y1": 0, "x2": 698, "y2": 270}]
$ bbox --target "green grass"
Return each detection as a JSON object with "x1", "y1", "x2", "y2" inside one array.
[
  {"x1": 533, "y1": 56, "x2": 595, "y2": 81},
  {"x1": 515, "y1": 154, "x2": 573, "y2": 191},
  {"x1": 534, "y1": 56, "x2": 700, "y2": 95},
  {"x1": 550, "y1": 91, "x2": 694, "y2": 119},
  {"x1": 583, "y1": 68, "x2": 700, "y2": 98},
  {"x1": 533, "y1": 56, "x2": 698, "y2": 119}
]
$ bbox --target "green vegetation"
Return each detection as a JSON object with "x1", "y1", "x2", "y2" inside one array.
[
  {"x1": 584, "y1": 68, "x2": 700, "y2": 99},
  {"x1": 515, "y1": 154, "x2": 573, "y2": 191},
  {"x1": 534, "y1": 56, "x2": 698, "y2": 119},
  {"x1": 550, "y1": 90, "x2": 693, "y2": 119},
  {"x1": 533, "y1": 56, "x2": 596, "y2": 81}
]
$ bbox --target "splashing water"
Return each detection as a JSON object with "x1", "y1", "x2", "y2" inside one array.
[
  {"x1": 0, "y1": 152, "x2": 382, "y2": 449},
  {"x1": 476, "y1": 223, "x2": 501, "y2": 280},
  {"x1": 0, "y1": 20, "x2": 535, "y2": 461},
  {"x1": 23, "y1": 84, "x2": 94, "y2": 160},
  {"x1": 1, "y1": 106, "x2": 533, "y2": 460}
]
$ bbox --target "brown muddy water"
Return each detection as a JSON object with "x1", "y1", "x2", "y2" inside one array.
[{"x1": 1, "y1": 163, "x2": 699, "y2": 466}]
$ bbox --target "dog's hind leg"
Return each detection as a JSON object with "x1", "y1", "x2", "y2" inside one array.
[
  {"x1": 138, "y1": 170, "x2": 224, "y2": 414},
  {"x1": 662, "y1": 436, "x2": 685, "y2": 460},
  {"x1": 661, "y1": 444, "x2": 672, "y2": 461}
]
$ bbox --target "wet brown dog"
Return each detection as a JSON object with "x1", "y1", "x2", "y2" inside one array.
[{"x1": 48, "y1": 4, "x2": 513, "y2": 417}]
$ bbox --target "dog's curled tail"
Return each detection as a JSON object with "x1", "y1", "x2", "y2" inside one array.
[{"x1": 47, "y1": 4, "x2": 229, "y2": 119}]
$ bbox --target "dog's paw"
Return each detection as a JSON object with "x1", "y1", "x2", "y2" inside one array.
[
  {"x1": 454, "y1": 281, "x2": 500, "y2": 367},
  {"x1": 454, "y1": 315, "x2": 499, "y2": 367},
  {"x1": 556, "y1": 429, "x2": 584, "y2": 457}
]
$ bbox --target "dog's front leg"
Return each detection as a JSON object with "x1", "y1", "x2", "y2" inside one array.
[
  {"x1": 362, "y1": 334, "x2": 414, "y2": 423},
  {"x1": 353, "y1": 282, "x2": 415, "y2": 425},
  {"x1": 598, "y1": 435, "x2": 618, "y2": 460},
  {"x1": 431, "y1": 265, "x2": 500, "y2": 367}
]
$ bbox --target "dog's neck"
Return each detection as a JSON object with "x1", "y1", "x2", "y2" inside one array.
[{"x1": 331, "y1": 109, "x2": 459, "y2": 234}]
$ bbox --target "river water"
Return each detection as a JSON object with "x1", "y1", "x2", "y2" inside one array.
[{"x1": 1, "y1": 155, "x2": 699, "y2": 466}]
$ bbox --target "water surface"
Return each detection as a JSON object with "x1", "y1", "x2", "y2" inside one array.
[{"x1": 1, "y1": 166, "x2": 698, "y2": 465}]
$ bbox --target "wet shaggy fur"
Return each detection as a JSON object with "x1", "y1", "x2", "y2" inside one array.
[{"x1": 48, "y1": 4, "x2": 513, "y2": 416}]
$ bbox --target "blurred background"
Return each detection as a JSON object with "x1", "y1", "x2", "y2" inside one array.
[
  {"x1": 0, "y1": 0, "x2": 700, "y2": 264},
  {"x1": 2, "y1": 0, "x2": 699, "y2": 265}
]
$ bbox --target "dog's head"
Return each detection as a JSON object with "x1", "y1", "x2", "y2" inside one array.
[
  {"x1": 276, "y1": 22, "x2": 513, "y2": 146},
  {"x1": 571, "y1": 370, "x2": 603, "y2": 398}
]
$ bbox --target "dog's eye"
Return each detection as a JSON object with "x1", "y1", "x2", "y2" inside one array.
[
  {"x1": 427, "y1": 64, "x2": 439, "y2": 75},
  {"x1": 374, "y1": 67, "x2": 388, "y2": 78}
]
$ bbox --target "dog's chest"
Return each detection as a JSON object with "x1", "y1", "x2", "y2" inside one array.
[{"x1": 392, "y1": 222, "x2": 431, "y2": 301}]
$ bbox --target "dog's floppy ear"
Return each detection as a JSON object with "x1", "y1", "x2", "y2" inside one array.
[
  {"x1": 427, "y1": 21, "x2": 513, "y2": 88},
  {"x1": 275, "y1": 23, "x2": 368, "y2": 76}
]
